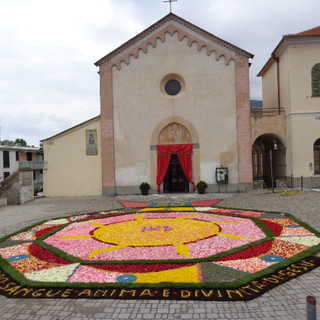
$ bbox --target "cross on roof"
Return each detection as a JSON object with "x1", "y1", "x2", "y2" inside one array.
[{"x1": 164, "y1": 0, "x2": 177, "y2": 13}]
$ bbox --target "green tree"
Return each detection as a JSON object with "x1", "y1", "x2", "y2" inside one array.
[{"x1": 14, "y1": 138, "x2": 28, "y2": 147}]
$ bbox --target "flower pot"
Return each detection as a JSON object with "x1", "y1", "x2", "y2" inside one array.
[
  {"x1": 141, "y1": 190, "x2": 149, "y2": 196},
  {"x1": 198, "y1": 189, "x2": 205, "y2": 194}
]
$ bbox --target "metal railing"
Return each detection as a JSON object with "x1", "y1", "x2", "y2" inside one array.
[
  {"x1": 288, "y1": 175, "x2": 320, "y2": 191},
  {"x1": 251, "y1": 107, "x2": 285, "y2": 117},
  {"x1": 19, "y1": 161, "x2": 44, "y2": 170}
]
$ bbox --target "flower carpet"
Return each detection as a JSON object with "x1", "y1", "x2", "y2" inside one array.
[{"x1": 0, "y1": 203, "x2": 319, "y2": 301}]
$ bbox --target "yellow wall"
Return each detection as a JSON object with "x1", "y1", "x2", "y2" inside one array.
[
  {"x1": 251, "y1": 114, "x2": 286, "y2": 145},
  {"x1": 43, "y1": 119, "x2": 102, "y2": 197},
  {"x1": 287, "y1": 44, "x2": 320, "y2": 113},
  {"x1": 287, "y1": 114, "x2": 320, "y2": 176},
  {"x1": 284, "y1": 43, "x2": 320, "y2": 177},
  {"x1": 261, "y1": 61, "x2": 279, "y2": 110},
  {"x1": 261, "y1": 39, "x2": 320, "y2": 179}
]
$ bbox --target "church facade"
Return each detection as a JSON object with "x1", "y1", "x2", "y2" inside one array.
[
  {"x1": 42, "y1": 14, "x2": 253, "y2": 196},
  {"x1": 43, "y1": 15, "x2": 320, "y2": 197}
]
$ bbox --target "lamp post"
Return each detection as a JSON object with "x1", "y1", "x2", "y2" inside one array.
[{"x1": 270, "y1": 140, "x2": 278, "y2": 193}]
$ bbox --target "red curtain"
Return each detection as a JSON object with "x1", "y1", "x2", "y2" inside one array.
[{"x1": 156, "y1": 144, "x2": 196, "y2": 192}]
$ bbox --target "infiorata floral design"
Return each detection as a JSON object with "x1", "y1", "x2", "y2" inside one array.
[
  {"x1": 0, "y1": 205, "x2": 319, "y2": 301},
  {"x1": 45, "y1": 213, "x2": 265, "y2": 261}
]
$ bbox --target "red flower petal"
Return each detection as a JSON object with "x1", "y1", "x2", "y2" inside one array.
[
  {"x1": 215, "y1": 241, "x2": 273, "y2": 261},
  {"x1": 35, "y1": 226, "x2": 62, "y2": 238},
  {"x1": 260, "y1": 220, "x2": 283, "y2": 236},
  {"x1": 28, "y1": 243, "x2": 71, "y2": 264}
]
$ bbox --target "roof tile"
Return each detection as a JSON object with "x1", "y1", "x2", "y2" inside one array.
[{"x1": 286, "y1": 26, "x2": 320, "y2": 37}]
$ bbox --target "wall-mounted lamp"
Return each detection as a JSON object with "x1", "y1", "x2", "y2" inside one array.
[{"x1": 274, "y1": 140, "x2": 278, "y2": 150}]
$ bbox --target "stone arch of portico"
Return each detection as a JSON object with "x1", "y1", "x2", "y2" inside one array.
[
  {"x1": 150, "y1": 116, "x2": 200, "y2": 192},
  {"x1": 252, "y1": 133, "x2": 286, "y2": 184}
]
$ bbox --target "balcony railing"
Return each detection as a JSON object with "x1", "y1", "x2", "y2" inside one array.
[
  {"x1": 19, "y1": 161, "x2": 44, "y2": 170},
  {"x1": 251, "y1": 107, "x2": 285, "y2": 117}
]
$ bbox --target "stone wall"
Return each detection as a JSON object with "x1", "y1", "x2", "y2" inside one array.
[
  {"x1": 0, "y1": 196, "x2": 7, "y2": 207},
  {"x1": 0, "y1": 170, "x2": 34, "y2": 205}
]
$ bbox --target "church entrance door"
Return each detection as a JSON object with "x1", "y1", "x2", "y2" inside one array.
[{"x1": 163, "y1": 154, "x2": 189, "y2": 193}]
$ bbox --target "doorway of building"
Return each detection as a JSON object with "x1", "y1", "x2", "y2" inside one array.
[
  {"x1": 252, "y1": 134, "x2": 286, "y2": 188},
  {"x1": 163, "y1": 154, "x2": 189, "y2": 193}
]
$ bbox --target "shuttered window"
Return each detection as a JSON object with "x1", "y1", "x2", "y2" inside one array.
[
  {"x1": 312, "y1": 64, "x2": 320, "y2": 96},
  {"x1": 314, "y1": 139, "x2": 320, "y2": 174}
]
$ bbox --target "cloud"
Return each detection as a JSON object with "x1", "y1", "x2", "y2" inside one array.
[
  {"x1": 0, "y1": 111, "x2": 72, "y2": 146},
  {"x1": 0, "y1": 0, "x2": 319, "y2": 145}
]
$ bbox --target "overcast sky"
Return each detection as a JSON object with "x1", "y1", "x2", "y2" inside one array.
[{"x1": 0, "y1": 0, "x2": 319, "y2": 146}]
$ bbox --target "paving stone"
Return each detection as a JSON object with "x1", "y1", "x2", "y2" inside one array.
[
  {"x1": 36, "y1": 316, "x2": 54, "y2": 320},
  {"x1": 0, "y1": 191, "x2": 320, "y2": 320},
  {"x1": 194, "y1": 308, "x2": 206, "y2": 313},
  {"x1": 141, "y1": 314, "x2": 156, "y2": 319},
  {"x1": 157, "y1": 308, "x2": 170, "y2": 313},
  {"x1": 117, "y1": 313, "x2": 133, "y2": 319}
]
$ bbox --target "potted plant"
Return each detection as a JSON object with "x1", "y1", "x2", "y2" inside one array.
[
  {"x1": 139, "y1": 182, "x2": 150, "y2": 195},
  {"x1": 196, "y1": 180, "x2": 208, "y2": 194}
]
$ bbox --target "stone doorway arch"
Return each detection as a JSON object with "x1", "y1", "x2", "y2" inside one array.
[
  {"x1": 159, "y1": 123, "x2": 192, "y2": 193},
  {"x1": 158, "y1": 122, "x2": 192, "y2": 145},
  {"x1": 150, "y1": 118, "x2": 200, "y2": 193}
]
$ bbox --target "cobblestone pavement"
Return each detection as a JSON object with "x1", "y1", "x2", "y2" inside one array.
[{"x1": 0, "y1": 190, "x2": 319, "y2": 320}]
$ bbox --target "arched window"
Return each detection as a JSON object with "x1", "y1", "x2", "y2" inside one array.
[
  {"x1": 314, "y1": 139, "x2": 320, "y2": 174},
  {"x1": 312, "y1": 64, "x2": 320, "y2": 96}
]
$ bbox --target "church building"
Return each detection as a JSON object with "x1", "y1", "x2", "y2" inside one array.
[{"x1": 42, "y1": 13, "x2": 254, "y2": 196}]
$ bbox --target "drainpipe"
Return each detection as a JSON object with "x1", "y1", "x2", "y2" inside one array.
[{"x1": 272, "y1": 54, "x2": 281, "y2": 114}]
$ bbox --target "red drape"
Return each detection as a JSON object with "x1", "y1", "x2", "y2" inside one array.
[{"x1": 156, "y1": 144, "x2": 196, "y2": 192}]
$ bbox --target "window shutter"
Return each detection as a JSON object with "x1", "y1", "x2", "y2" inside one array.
[{"x1": 312, "y1": 64, "x2": 320, "y2": 96}]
